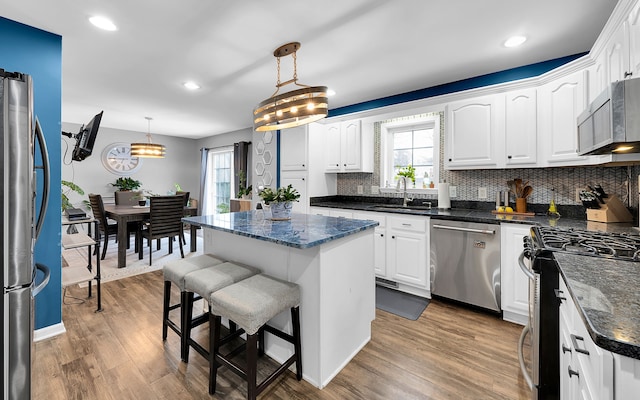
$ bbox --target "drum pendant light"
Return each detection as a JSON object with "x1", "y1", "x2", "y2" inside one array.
[
  {"x1": 253, "y1": 42, "x2": 328, "y2": 132},
  {"x1": 131, "y1": 117, "x2": 166, "y2": 158}
]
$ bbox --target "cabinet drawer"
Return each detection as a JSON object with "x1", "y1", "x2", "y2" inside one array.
[{"x1": 388, "y1": 216, "x2": 426, "y2": 232}]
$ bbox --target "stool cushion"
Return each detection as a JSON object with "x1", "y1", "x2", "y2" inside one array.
[
  {"x1": 184, "y1": 262, "x2": 261, "y2": 298},
  {"x1": 209, "y1": 274, "x2": 300, "y2": 335},
  {"x1": 163, "y1": 254, "x2": 225, "y2": 290}
]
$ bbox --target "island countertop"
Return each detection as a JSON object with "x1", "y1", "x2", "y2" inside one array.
[{"x1": 183, "y1": 211, "x2": 379, "y2": 249}]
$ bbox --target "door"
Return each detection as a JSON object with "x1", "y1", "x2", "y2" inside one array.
[
  {"x1": 341, "y1": 120, "x2": 362, "y2": 171},
  {"x1": 505, "y1": 89, "x2": 537, "y2": 166},
  {"x1": 324, "y1": 123, "x2": 341, "y2": 171},
  {"x1": 279, "y1": 174, "x2": 307, "y2": 214},
  {"x1": 279, "y1": 125, "x2": 308, "y2": 171}
]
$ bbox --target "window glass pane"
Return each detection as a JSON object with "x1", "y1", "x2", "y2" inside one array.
[
  {"x1": 393, "y1": 149, "x2": 412, "y2": 167},
  {"x1": 413, "y1": 148, "x2": 433, "y2": 166},
  {"x1": 414, "y1": 129, "x2": 433, "y2": 147},
  {"x1": 393, "y1": 131, "x2": 412, "y2": 149}
]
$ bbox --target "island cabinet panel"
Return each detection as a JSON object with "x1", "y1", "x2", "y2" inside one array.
[
  {"x1": 202, "y1": 226, "x2": 375, "y2": 389},
  {"x1": 445, "y1": 94, "x2": 504, "y2": 169}
]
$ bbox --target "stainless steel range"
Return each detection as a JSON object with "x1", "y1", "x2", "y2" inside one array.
[{"x1": 518, "y1": 226, "x2": 640, "y2": 400}]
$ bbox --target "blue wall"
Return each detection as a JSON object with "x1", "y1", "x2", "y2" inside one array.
[{"x1": 0, "y1": 17, "x2": 62, "y2": 329}]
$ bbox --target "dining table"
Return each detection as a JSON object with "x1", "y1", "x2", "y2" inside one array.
[{"x1": 103, "y1": 204, "x2": 198, "y2": 268}]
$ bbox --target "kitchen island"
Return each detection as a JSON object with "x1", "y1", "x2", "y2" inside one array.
[{"x1": 182, "y1": 211, "x2": 378, "y2": 389}]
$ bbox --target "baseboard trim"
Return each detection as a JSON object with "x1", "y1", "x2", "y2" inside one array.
[{"x1": 34, "y1": 322, "x2": 66, "y2": 342}]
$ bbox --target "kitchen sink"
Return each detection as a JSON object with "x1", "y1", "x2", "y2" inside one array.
[{"x1": 366, "y1": 204, "x2": 433, "y2": 211}]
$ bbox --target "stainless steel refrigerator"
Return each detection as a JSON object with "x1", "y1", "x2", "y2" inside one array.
[{"x1": 1, "y1": 70, "x2": 51, "y2": 400}]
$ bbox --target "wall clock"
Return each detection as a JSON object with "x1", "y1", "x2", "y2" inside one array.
[{"x1": 101, "y1": 142, "x2": 143, "y2": 176}]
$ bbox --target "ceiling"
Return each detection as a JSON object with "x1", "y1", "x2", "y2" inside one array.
[{"x1": 0, "y1": 0, "x2": 618, "y2": 139}]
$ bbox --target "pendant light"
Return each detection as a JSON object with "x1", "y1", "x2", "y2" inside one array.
[
  {"x1": 131, "y1": 117, "x2": 166, "y2": 158},
  {"x1": 253, "y1": 42, "x2": 328, "y2": 132}
]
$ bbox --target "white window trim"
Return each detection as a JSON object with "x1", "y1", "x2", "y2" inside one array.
[{"x1": 379, "y1": 115, "x2": 440, "y2": 193}]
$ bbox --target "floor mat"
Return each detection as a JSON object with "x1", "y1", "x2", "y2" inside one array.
[{"x1": 375, "y1": 285, "x2": 429, "y2": 320}]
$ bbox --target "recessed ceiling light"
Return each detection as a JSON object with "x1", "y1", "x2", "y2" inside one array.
[
  {"x1": 327, "y1": 88, "x2": 336, "y2": 97},
  {"x1": 504, "y1": 36, "x2": 527, "y2": 48},
  {"x1": 183, "y1": 81, "x2": 201, "y2": 90},
  {"x1": 89, "y1": 16, "x2": 117, "y2": 31}
]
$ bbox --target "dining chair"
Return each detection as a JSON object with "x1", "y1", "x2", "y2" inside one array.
[
  {"x1": 176, "y1": 191, "x2": 190, "y2": 245},
  {"x1": 138, "y1": 195, "x2": 185, "y2": 265},
  {"x1": 88, "y1": 194, "x2": 139, "y2": 260}
]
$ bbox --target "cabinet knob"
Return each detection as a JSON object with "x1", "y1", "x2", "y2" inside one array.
[
  {"x1": 448, "y1": 158, "x2": 452, "y2": 162},
  {"x1": 336, "y1": 164, "x2": 339, "y2": 167},
  {"x1": 302, "y1": 164, "x2": 305, "y2": 167},
  {"x1": 507, "y1": 155, "x2": 512, "y2": 159},
  {"x1": 570, "y1": 334, "x2": 590, "y2": 355},
  {"x1": 625, "y1": 71, "x2": 633, "y2": 78},
  {"x1": 554, "y1": 289, "x2": 566, "y2": 303},
  {"x1": 380, "y1": 233, "x2": 384, "y2": 237},
  {"x1": 343, "y1": 164, "x2": 346, "y2": 167},
  {"x1": 391, "y1": 235, "x2": 395, "y2": 239},
  {"x1": 562, "y1": 344, "x2": 571, "y2": 354}
]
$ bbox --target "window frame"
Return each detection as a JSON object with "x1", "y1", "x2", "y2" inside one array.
[
  {"x1": 380, "y1": 115, "x2": 440, "y2": 192},
  {"x1": 203, "y1": 146, "x2": 234, "y2": 214}
]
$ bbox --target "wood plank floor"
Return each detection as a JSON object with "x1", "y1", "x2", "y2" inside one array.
[{"x1": 34, "y1": 271, "x2": 531, "y2": 399}]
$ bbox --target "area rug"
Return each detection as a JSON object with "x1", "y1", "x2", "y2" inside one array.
[
  {"x1": 62, "y1": 231, "x2": 204, "y2": 284},
  {"x1": 375, "y1": 285, "x2": 429, "y2": 320}
]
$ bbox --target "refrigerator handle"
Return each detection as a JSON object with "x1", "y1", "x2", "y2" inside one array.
[
  {"x1": 34, "y1": 117, "x2": 50, "y2": 240},
  {"x1": 33, "y1": 263, "x2": 50, "y2": 297}
]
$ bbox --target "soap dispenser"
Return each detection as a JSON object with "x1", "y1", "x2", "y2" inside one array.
[{"x1": 547, "y1": 188, "x2": 560, "y2": 218}]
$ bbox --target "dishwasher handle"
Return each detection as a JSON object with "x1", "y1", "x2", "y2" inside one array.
[
  {"x1": 432, "y1": 224, "x2": 495, "y2": 235},
  {"x1": 518, "y1": 250, "x2": 536, "y2": 280}
]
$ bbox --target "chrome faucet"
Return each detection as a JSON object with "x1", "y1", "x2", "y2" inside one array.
[{"x1": 396, "y1": 176, "x2": 413, "y2": 207}]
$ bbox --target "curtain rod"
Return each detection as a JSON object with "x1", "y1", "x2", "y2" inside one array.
[{"x1": 201, "y1": 141, "x2": 252, "y2": 151}]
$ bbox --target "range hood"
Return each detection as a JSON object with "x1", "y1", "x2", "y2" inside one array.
[{"x1": 578, "y1": 77, "x2": 640, "y2": 155}]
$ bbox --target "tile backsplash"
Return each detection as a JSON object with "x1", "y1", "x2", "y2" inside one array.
[{"x1": 336, "y1": 112, "x2": 640, "y2": 218}]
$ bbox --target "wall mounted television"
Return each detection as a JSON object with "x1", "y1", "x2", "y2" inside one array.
[{"x1": 70, "y1": 110, "x2": 103, "y2": 162}]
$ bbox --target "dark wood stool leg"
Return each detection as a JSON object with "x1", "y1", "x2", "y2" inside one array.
[
  {"x1": 209, "y1": 314, "x2": 222, "y2": 395},
  {"x1": 258, "y1": 327, "x2": 265, "y2": 357},
  {"x1": 162, "y1": 281, "x2": 171, "y2": 340},
  {"x1": 291, "y1": 306, "x2": 303, "y2": 380},
  {"x1": 181, "y1": 291, "x2": 194, "y2": 362},
  {"x1": 246, "y1": 333, "x2": 258, "y2": 400}
]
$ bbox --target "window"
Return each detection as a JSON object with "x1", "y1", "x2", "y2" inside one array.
[
  {"x1": 203, "y1": 147, "x2": 234, "y2": 214},
  {"x1": 381, "y1": 115, "x2": 439, "y2": 189}
]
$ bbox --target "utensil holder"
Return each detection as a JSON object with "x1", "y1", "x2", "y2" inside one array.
[{"x1": 515, "y1": 197, "x2": 527, "y2": 213}]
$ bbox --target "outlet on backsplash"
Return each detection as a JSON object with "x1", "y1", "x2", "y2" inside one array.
[
  {"x1": 450, "y1": 186, "x2": 457, "y2": 198},
  {"x1": 478, "y1": 187, "x2": 487, "y2": 199}
]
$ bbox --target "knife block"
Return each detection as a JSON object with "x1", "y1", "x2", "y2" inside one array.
[{"x1": 586, "y1": 194, "x2": 633, "y2": 223}]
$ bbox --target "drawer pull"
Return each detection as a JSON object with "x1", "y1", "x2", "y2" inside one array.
[
  {"x1": 570, "y1": 334, "x2": 590, "y2": 355},
  {"x1": 562, "y1": 344, "x2": 571, "y2": 354},
  {"x1": 554, "y1": 289, "x2": 566, "y2": 303},
  {"x1": 402, "y1": 223, "x2": 412, "y2": 226},
  {"x1": 568, "y1": 366, "x2": 580, "y2": 378}
]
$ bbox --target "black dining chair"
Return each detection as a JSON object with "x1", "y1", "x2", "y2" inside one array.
[
  {"x1": 176, "y1": 191, "x2": 190, "y2": 245},
  {"x1": 138, "y1": 195, "x2": 185, "y2": 265},
  {"x1": 88, "y1": 194, "x2": 139, "y2": 260}
]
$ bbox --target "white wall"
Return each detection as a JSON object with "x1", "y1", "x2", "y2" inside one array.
[{"x1": 61, "y1": 123, "x2": 200, "y2": 208}]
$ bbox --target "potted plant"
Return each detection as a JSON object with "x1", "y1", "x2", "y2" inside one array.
[
  {"x1": 111, "y1": 177, "x2": 143, "y2": 206},
  {"x1": 258, "y1": 184, "x2": 300, "y2": 219},
  {"x1": 61, "y1": 180, "x2": 85, "y2": 212},
  {"x1": 396, "y1": 165, "x2": 416, "y2": 186},
  {"x1": 230, "y1": 171, "x2": 253, "y2": 212}
]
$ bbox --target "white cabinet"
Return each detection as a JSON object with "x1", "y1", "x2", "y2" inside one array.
[
  {"x1": 558, "y1": 274, "x2": 614, "y2": 400},
  {"x1": 445, "y1": 94, "x2": 504, "y2": 169},
  {"x1": 628, "y1": 2, "x2": 640, "y2": 79},
  {"x1": 500, "y1": 223, "x2": 530, "y2": 325},
  {"x1": 603, "y1": 2, "x2": 640, "y2": 85},
  {"x1": 505, "y1": 89, "x2": 537, "y2": 166},
  {"x1": 386, "y1": 215, "x2": 428, "y2": 289},
  {"x1": 280, "y1": 173, "x2": 307, "y2": 214},
  {"x1": 353, "y1": 211, "x2": 386, "y2": 277},
  {"x1": 324, "y1": 120, "x2": 373, "y2": 173},
  {"x1": 279, "y1": 125, "x2": 308, "y2": 171},
  {"x1": 538, "y1": 70, "x2": 589, "y2": 166}
]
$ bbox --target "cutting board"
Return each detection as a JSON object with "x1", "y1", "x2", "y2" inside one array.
[{"x1": 491, "y1": 210, "x2": 535, "y2": 217}]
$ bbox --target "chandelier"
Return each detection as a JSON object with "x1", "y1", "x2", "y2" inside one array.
[
  {"x1": 131, "y1": 117, "x2": 166, "y2": 158},
  {"x1": 253, "y1": 42, "x2": 328, "y2": 132}
]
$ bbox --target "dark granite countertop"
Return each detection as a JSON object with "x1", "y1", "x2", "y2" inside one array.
[
  {"x1": 183, "y1": 211, "x2": 378, "y2": 249},
  {"x1": 554, "y1": 252, "x2": 640, "y2": 360}
]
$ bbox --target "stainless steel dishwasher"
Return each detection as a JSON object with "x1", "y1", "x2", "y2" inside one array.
[{"x1": 430, "y1": 220, "x2": 501, "y2": 312}]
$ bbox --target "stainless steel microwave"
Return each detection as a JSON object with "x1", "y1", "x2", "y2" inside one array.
[{"x1": 578, "y1": 77, "x2": 640, "y2": 155}]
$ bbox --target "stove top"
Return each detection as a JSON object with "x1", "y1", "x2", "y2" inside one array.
[{"x1": 529, "y1": 226, "x2": 640, "y2": 261}]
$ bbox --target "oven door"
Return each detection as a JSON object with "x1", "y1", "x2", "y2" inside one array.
[{"x1": 518, "y1": 249, "x2": 537, "y2": 394}]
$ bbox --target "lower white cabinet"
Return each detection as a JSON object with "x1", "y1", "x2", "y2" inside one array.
[
  {"x1": 386, "y1": 215, "x2": 428, "y2": 289},
  {"x1": 558, "y1": 274, "x2": 614, "y2": 400},
  {"x1": 500, "y1": 223, "x2": 531, "y2": 325},
  {"x1": 309, "y1": 208, "x2": 429, "y2": 297}
]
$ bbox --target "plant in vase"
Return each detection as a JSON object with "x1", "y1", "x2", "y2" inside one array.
[
  {"x1": 258, "y1": 184, "x2": 300, "y2": 219},
  {"x1": 396, "y1": 165, "x2": 416, "y2": 187},
  {"x1": 236, "y1": 170, "x2": 252, "y2": 199}
]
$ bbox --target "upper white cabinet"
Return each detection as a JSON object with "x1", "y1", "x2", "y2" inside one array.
[
  {"x1": 505, "y1": 88, "x2": 538, "y2": 166},
  {"x1": 445, "y1": 94, "x2": 504, "y2": 169},
  {"x1": 324, "y1": 120, "x2": 373, "y2": 173},
  {"x1": 279, "y1": 125, "x2": 308, "y2": 171},
  {"x1": 604, "y1": 1, "x2": 640, "y2": 84},
  {"x1": 538, "y1": 70, "x2": 589, "y2": 166},
  {"x1": 629, "y1": 2, "x2": 640, "y2": 79}
]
